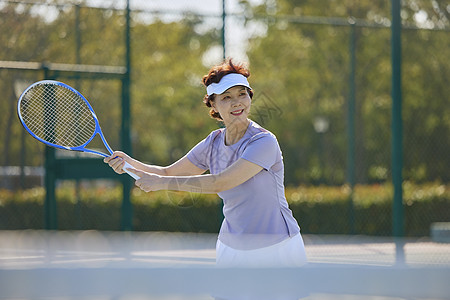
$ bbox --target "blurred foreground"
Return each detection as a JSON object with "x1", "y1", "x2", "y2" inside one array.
[{"x1": 0, "y1": 230, "x2": 449, "y2": 300}]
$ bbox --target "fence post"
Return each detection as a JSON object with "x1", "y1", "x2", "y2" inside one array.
[
  {"x1": 391, "y1": 0, "x2": 404, "y2": 263},
  {"x1": 222, "y1": 0, "x2": 226, "y2": 60},
  {"x1": 121, "y1": 0, "x2": 133, "y2": 231},
  {"x1": 43, "y1": 65, "x2": 57, "y2": 230},
  {"x1": 347, "y1": 20, "x2": 356, "y2": 234}
]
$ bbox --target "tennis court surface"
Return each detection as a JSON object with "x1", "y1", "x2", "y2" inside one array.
[{"x1": 1, "y1": 230, "x2": 449, "y2": 299}]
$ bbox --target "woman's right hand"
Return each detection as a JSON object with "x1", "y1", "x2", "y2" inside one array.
[{"x1": 103, "y1": 151, "x2": 132, "y2": 174}]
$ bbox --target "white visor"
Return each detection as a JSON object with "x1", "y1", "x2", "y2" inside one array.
[{"x1": 206, "y1": 73, "x2": 251, "y2": 96}]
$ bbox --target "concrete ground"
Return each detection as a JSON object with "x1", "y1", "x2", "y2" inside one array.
[{"x1": 0, "y1": 231, "x2": 449, "y2": 299}]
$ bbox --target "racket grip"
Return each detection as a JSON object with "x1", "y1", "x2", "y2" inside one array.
[{"x1": 123, "y1": 161, "x2": 140, "y2": 180}]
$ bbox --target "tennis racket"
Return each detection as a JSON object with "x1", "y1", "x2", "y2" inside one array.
[{"x1": 17, "y1": 80, "x2": 140, "y2": 180}]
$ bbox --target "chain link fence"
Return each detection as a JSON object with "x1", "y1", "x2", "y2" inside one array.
[{"x1": 0, "y1": 0, "x2": 449, "y2": 257}]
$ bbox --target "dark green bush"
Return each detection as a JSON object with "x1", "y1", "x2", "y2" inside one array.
[
  {"x1": 285, "y1": 183, "x2": 450, "y2": 235},
  {"x1": 0, "y1": 182, "x2": 448, "y2": 236}
]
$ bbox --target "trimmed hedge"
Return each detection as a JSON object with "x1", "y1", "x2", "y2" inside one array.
[
  {"x1": 0, "y1": 182, "x2": 448, "y2": 236},
  {"x1": 286, "y1": 183, "x2": 450, "y2": 236}
]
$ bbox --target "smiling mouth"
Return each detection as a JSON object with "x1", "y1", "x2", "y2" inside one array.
[{"x1": 231, "y1": 109, "x2": 244, "y2": 116}]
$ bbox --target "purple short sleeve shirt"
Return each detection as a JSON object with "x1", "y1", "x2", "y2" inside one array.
[{"x1": 187, "y1": 121, "x2": 300, "y2": 250}]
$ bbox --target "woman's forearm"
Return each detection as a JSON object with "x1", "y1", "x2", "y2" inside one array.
[
  {"x1": 132, "y1": 161, "x2": 167, "y2": 176},
  {"x1": 160, "y1": 174, "x2": 227, "y2": 194},
  {"x1": 132, "y1": 158, "x2": 262, "y2": 194},
  {"x1": 134, "y1": 161, "x2": 167, "y2": 176}
]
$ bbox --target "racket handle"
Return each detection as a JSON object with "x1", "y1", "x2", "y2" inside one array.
[{"x1": 123, "y1": 161, "x2": 140, "y2": 180}]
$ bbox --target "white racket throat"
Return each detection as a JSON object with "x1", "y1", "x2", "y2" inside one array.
[{"x1": 123, "y1": 162, "x2": 140, "y2": 180}]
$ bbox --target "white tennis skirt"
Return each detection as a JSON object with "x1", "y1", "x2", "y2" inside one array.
[{"x1": 216, "y1": 233, "x2": 307, "y2": 268}]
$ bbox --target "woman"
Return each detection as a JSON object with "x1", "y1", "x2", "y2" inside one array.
[{"x1": 104, "y1": 59, "x2": 307, "y2": 268}]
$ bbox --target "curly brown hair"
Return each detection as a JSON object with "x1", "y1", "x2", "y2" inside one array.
[{"x1": 202, "y1": 59, "x2": 254, "y2": 121}]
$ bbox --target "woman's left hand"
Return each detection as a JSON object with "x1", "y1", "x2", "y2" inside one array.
[{"x1": 128, "y1": 169, "x2": 165, "y2": 192}]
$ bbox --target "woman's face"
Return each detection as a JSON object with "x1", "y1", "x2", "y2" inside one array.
[{"x1": 211, "y1": 86, "x2": 251, "y2": 125}]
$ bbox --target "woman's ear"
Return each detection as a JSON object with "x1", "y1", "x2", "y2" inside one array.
[
  {"x1": 247, "y1": 88, "x2": 254, "y2": 99},
  {"x1": 210, "y1": 101, "x2": 217, "y2": 112}
]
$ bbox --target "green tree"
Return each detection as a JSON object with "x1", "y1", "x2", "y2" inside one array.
[
  {"x1": 0, "y1": 3, "x2": 52, "y2": 167},
  {"x1": 130, "y1": 16, "x2": 219, "y2": 164},
  {"x1": 242, "y1": 0, "x2": 449, "y2": 184},
  {"x1": 1, "y1": 0, "x2": 448, "y2": 186},
  {"x1": 0, "y1": 3, "x2": 219, "y2": 170}
]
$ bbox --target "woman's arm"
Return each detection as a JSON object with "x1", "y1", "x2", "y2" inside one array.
[
  {"x1": 104, "y1": 151, "x2": 206, "y2": 176},
  {"x1": 130, "y1": 158, "x2": 263, "y2": 194}
]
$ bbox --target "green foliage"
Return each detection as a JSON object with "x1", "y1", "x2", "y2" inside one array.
[
  {"x1": 244, "y1": 0, "x2": 449, "y2": 184},
  {"x1": 286, "y1": 182, "x2": 450, "y2": 235},
  {"x1": 130, "y1": 19, "x2": 218, "y2": 164},
  {"x1": 0, "y1": 1, "x2": 449, "y2": 186},
  {"x1": 0, "y1": 3, "x2": 218, "y2": 168},
  {"x1": 1, "y1": 183, "x2": 448, "y2": 236}
]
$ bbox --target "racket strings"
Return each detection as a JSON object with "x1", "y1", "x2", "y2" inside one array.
[
  {"x1": 46, "y1": 88, "x2": 94, "y2": 144},
  {"x1": 20, "y1": 83, "x2": 96, "y2": 148},
  {"x1": 43, "y1": 86, "x2": 96, "y2": 146}
]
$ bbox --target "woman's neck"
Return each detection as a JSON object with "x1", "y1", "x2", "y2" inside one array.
[{"x1": 224, "y1": 119, "x2": 250, "y2": 146}]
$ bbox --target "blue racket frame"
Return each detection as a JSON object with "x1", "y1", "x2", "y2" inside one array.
[
  {"x1": 18, "y1": 80, "x2": 113, "y2": 157},
  {"x1": 17, "y1": 80, "x2": 140, "y2": 180}
]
